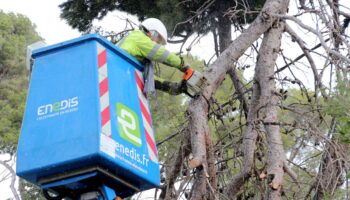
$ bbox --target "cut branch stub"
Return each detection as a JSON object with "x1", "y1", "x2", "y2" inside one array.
[{"x1": 189, "y1": 157, "x2": 202, "y2": 169}]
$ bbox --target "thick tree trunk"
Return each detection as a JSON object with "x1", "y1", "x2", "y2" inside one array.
[
  {"x1": 188, "y1": 0, "x2": 290, "y2": 198},
  {"x1": 188, "y1": 96, "x2": 209, "y2": 170},
  {"x1": 257, "y1": 21, "x2": 286, "y2": 200},
  {"x1": 199, "y1": 0, "x2": 290, "y2": 98},
  {"x1": 190, "y1": 168, "x2": 208, "y2": 200},
  {"x1": 226, "y1": 18, "x2": 288, "y2": 200},
  {"x1": 205, "y1": 131, "x2": 218, "y2": 199},
  {"x1": 217, "y1": 1, "x2": 232, "y2": 53},
  {"x1": 188, "y1": 96, "x2": 211, "y2": 200}
]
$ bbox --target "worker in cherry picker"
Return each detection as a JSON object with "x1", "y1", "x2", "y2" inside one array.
[{"x1": 117, "y1": 18, "x2": 206, "y2": 96}]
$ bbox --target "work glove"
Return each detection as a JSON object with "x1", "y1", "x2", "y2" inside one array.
[
  {"x1": 155, "y1": 80, "x2": 187, "y2": 95},
  {"x1": 179, "y1": 63, "x2": 190, "y2": 73}
]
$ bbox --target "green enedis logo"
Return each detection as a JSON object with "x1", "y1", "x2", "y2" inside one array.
[{"x1": 117, "y1": 103, "x2": 142, "y2": 147}]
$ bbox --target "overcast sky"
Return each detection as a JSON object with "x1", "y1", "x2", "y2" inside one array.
[
  {"x1": 0, "y1": 0, "x2": 215, "y2": 59},
  {"x1": 0, "y1": 0, "x2": 80, "y2": 44}
]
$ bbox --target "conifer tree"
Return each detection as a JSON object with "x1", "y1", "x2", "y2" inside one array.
[{"x1": 59, "y1": 0, "x2": 265, "y2": 52}]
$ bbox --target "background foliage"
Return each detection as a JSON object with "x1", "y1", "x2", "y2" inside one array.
[
  {"x1": 0, "y1": 10, "x2": 44, "y2": 200},
  {"x1": 0, "y1": 10, "x2": 41, "y2": 155}
]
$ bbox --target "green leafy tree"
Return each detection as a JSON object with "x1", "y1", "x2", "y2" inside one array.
[
  {"x1": 0, "y1": 10, "x2": 43, "y2": 200},
  {"x1": 0, "y1": 78, "x2": 28, "y2": 154},
  {"x1": 0, "y1": 11, "x2": 40, "y2": 78},
  {"x1": 0, "y1": 10, "x2": 41, "y2": 154}
]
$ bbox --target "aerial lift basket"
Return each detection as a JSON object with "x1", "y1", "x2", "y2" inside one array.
[{"x1": 16, "y1": 34, "x2": 160, "y2": 198}]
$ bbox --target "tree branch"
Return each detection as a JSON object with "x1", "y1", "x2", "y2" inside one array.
[
  {"x1": 0, "y1": 160, "x2": 20, "y2": 200},
  {"x1": 275, "y1": 37, "x2": 330, "y2": 74},
  {"x1": 228, "y1": 67, "x2": 249, "y2": 118},
  {"x1": 284, "y1": 24, "x2": 327, "y2": 98},
  {"x1": 274, "y1": 14, "x2": 350, "y2": 64},
  {"x1": 159, "y1": 132, "x2": 191, "y2": 200}
]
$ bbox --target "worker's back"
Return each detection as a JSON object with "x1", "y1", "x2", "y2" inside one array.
[
  {"x1": 118, "y1": 29, "x2": 150, "y2": 63},
  {"x1": 118, "y1": 29, "x2": 183, "y2": 70}
]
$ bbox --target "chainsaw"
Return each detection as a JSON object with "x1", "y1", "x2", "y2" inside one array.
[{"x1": 183, "y1": 68, "x2": 208, "y2": 97}]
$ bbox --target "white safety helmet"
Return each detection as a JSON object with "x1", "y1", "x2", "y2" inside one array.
[{"x1": 141, "y1": 18, "x2": 168, "y2": 44}]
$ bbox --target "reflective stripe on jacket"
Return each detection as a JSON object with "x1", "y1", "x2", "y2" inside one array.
[{"x1": 117, "y1": 30, "x2": 183, "y2": 70}]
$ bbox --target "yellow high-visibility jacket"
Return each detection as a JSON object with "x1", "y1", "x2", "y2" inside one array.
[{"x1": 117, "y1": 29, "x2": 184, "y2": 71}]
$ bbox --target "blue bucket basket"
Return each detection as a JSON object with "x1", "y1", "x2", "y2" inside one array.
[{"x1": 16, "y1": 34, "x2": 160, "y2": 198}]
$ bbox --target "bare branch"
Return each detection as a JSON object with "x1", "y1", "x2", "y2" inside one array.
[
  {"x1": 284, "y1": 24, "x2": 327, "y2": 98},
  {"x1": 274, "y1": 14, "x2": 350, "y2": 64},
  {"x1": 0, "y1": 160, "x2": 20, "y2": 200}
]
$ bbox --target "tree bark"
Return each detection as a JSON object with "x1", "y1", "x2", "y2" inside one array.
[
  {"x1": 225, "y1": 65, "x2": 262, "y2": 197},
  {"x1": 257, "y1": 21, "x2": 286, "y2": 200},
  {"x1": 190, "y1": 168, "x2": 208, "y2": 200},
  {"x1": 188, "y1": 0, "x2": 290, "y2": 198},
  {"x1": 205, "y1": 131, "x2": 218, "y2": 199},
  {"x1": 200, "y1": 0, "x2": 290, "y2": 99},
  {"x1": 228, "y1": 68, "x2": 249, "y2": 118},
  {"x1": 313, "y1": 137, "x2": 348, "y2": 199},
  {"x1": 217, "y1": 1, "x2": 232, "y2": 53},
  {"x1": 159, "y1": 134, "x2": 191, "y2": 200},
  {"x1": 188, "y1": 96, "x2": 209, "y2": 170},
  {"x1": 188, "y1": 96, "x2": 211, "y2": 200}
]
